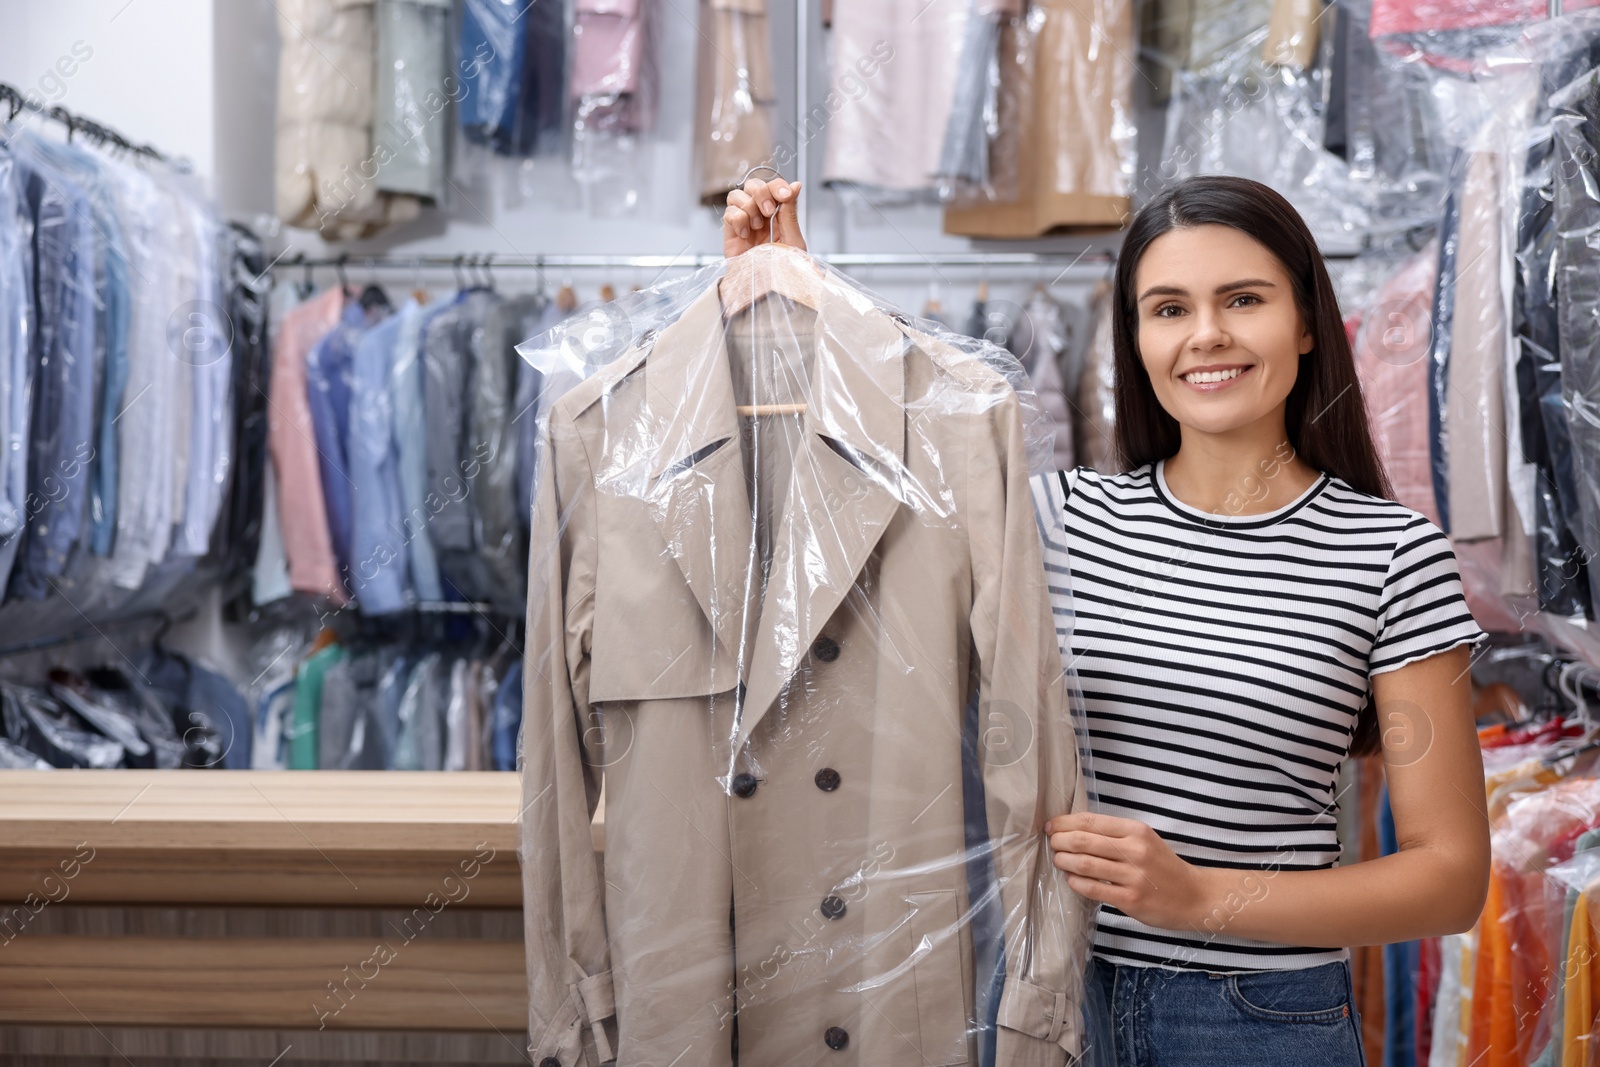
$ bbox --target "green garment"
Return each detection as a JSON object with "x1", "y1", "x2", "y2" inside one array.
[{"x1": 290, "y1": 645, "x2": 346, "y2": 770}]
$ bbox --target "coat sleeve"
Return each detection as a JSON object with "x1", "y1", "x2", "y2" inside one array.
[
  {"x1": 521, "y1": 409, "x2": 617, "y2": 1066},
  {"x1": 965, "y1": 389, "x2": 1094, "y2": 1065}
]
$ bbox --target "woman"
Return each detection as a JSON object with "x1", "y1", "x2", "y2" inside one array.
[{"x1": 724, "y1": 174, "x2": 1490, "y2": 1065}]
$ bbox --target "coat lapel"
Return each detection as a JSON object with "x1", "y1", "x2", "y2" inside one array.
[
  {"x1": 732, "y1": 286, "x2": 910, "y2": 749},
  {"x1": 640, "y1": 288, "x2": 754, "y2": 660}
]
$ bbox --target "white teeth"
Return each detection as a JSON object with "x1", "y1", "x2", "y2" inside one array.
[{"x1": 1183, "y1": 367, "x2": 1244, "y2": 384}]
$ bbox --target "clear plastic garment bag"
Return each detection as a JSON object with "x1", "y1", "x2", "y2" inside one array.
[{"x1": 516, "y1": 241, "x2": 1096, "y2": 1066}]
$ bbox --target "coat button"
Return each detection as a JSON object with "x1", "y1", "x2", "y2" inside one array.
[
  {"x1": 824, "y1": 1026, "x2": 850, "y2": 1050},
  {"x1": 814, "y1": 767, "x2": 841, "y2": 792},
  {"x1": 821, "y1": 895, "x2": 847, "y2": 920},
  {"x1": 731, "y1": 773, "x2": 758, "y2": 798},
  {"x1": 813, "y1": 636, "x2": 840, "y2": 662}
]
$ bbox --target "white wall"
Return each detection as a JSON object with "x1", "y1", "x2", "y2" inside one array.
[{"x1": 0, "y1": 0, "x2": 216, "y2": 177}]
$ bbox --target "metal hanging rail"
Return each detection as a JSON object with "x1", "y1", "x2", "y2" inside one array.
[
  {"x1": 275, "y1": 250, "x2": 1118, "y2": 273},
  {"x1": 0, "y1": 82, "x2": 185, "y2": 168}
]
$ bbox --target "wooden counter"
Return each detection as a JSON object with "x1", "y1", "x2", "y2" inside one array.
[
  {"x1": 0, "y1": 770, "x2": 526, "y2": 907},
  {"x1": 0, "y1": 770, "x2": 592, "y2": 1062}
]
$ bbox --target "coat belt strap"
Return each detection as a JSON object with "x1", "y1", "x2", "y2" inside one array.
[{"x1": 996, "y1": 976, "x2": 1071, "y2": 1046}]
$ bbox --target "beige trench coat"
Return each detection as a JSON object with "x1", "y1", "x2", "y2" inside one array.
[{"x1": 521, "y1": 277, "x2": 1091, "y2": 1066}]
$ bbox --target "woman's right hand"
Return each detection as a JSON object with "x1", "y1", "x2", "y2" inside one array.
[{"x1": 723, "y1": 177, "x2": 806, "y2": 259}]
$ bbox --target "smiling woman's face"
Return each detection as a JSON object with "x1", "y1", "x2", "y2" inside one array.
[{"x1": 1132, "y1": 223, "x2": 1313, "y2": 441}]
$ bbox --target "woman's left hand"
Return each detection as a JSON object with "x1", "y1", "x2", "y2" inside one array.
[{"x1": 1046, "y1": 812, "x2": 1214, "y2": 932}]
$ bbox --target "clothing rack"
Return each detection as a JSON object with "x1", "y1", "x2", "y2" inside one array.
[{"x1": 0, "y1": 81, "x2": 185, "y2": 169}]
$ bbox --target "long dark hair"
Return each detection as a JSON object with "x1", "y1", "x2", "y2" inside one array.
[
  {"x1": 1110, "y1": 175, "x2": 1392, "y2": 501},
  {"x1": 1111, "y1": 176, "x2": 1393, "y2": 757}
]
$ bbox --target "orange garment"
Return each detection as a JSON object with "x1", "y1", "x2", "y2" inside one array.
[
  {"x1": 1502, "y1": 861, "x2": 1561, "y2": 1063},
  {"x1": 1453, "y1": 760, "x2": 1565, "y2": 1065},
  {"x1": 1564, "y1": 884, "x2": 1600, "y2": 1067},
  {"x1": 1355, "y1": 754, "x2": 1387, "y2": 1066},
  {"x1": 1465, "y1": 869, "x2": 1516, "y2": 1066}
]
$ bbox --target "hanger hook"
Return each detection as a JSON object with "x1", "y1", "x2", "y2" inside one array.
[{"x1": 739, "y1": 165, "x2": 785, "y2": 246}]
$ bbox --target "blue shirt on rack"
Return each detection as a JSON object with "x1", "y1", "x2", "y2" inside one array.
[
  {"x1": 306, "y1": 299, "x2": 387, "y2": 588},
  {"x1": 347, "y1": 303, "x2": 413, "y2": 614}
]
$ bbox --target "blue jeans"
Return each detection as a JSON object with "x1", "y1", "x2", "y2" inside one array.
[{"x1": 1084, "y1": 956, "x2": 1368, "y2": 1067}]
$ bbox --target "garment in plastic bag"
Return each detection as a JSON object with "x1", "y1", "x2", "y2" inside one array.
[
  {"x1": 998, "y1": 287, "x2": 1077, "y2": 471},
  {"x1": 0, "y1": 146, "x2": 32, "y2": 592},
  {"x1": 106, "y1": 161, "x2": 181, "y2": 591},
  {"x1": 569, "y1": 0, "x2": 655, "y2": 206},
  {"x1": 80, "y1": 666, "x2": 190, "y2": 770},
  {"x1": 218, "y1": 223, "x2": 272, "y2": 601},
  {"x1": 935, "y1": 0, "x2": 1020, "y2": 200},
  {"x1": 1, "y1": 681, "x2": 123, "y2": 769},
  {"x1": 347, "y1": 304, "x2": 416, "y2": 614},
  {"x1": 0, "y1": 739, "x2": 46, "y2": 769},
  {"x1": 47, "y1": 673, "x2": 150, "y2": 765},
  {"x1": 1487, "y1": 773, "x2": 1600, "y2": 1064},
  {"x1": 943, "y1": 0, "x2": 1134, "y2": 234},
  {"x1": 139, "y1": 648, "x2": 252, "y2": 770},
  {"x1": 1481, "y1": 14, "x2": 1600, "y2": 619},
  {"x1": 469, "y1": 294, "x2": 532, "y2": 610},
  {"x1": 459, "y1": 0, "x2": 568, "y2": 157},
  {"x1": 318, "y1": 647, "x2": 391, "y2": 770},
  {"x1": 515, "y1": 244, "x2": 1092, "y2": 1066},
  {"x1": 514, "y1": 297, "x2": 559, "y2": 523},
  {"x1": 174, "y1": 196, "x2": 235, "y2": 563},
  {"x1": 695, "y1": 0, "x2": 775, "y2": 206},
  {"x1": 1446, "y1": 149, "x2": 1509, "y2": 543},
  {"x1": 374, "y1": 0, "x2": 449, "y2": 201},
  {"x1": 419, "y1": 288, "x2": 507, "y2": 604},
  {"x1": 1553, "y1": 67, "x2": 1600, "y2": 626},
  {"x1": 821, "y1": 0, "x2": 970, "y2": 195},
  {"x1": 275, "y1": 0, "x2": 421, "y2": 238},
  {"x1": 7, "y1": 132, "x2": 97, "y2": 600},
  {"x1": 1159, "y1": 15, "x2": 1371, "y2": 253},
  {"x1": 1349, "y1": 241, "x2": 1440, "y2": 522},
  {"x1": 1074, "y1": 281, "x2": 1117, "y2": 472}
]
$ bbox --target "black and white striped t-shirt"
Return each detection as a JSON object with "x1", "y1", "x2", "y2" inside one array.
[{"x1": 1030, "y1": 462, "x2": 1485, "y2": 972}]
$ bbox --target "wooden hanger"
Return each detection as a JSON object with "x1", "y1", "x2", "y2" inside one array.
[
  {"x1": 721, "y1": 167, "x2": 823, "y2": 417},
  {"x1": 724, "y1": 243, "x2": 820, "y2": 417}
]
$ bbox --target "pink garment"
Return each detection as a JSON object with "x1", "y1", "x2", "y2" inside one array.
[
  {"x1": 1352, "y1": 242, "x2": 1438, "y2": 521},
  {"x1": 570, "y1": 0, "x2": 643, "y2": 97},
  {"x1": 267, "y1": 287, "x2": 349, "y2": 604},
  {"x1": 1370, "y1": 0, "x2": 1600, "y2": 37},
  {"x1": 821, "y1": 0, "x2": 971, "y2": 191},
  {"x1": 1350, "y1": 244, "x2": 1522, "y2": 633}
]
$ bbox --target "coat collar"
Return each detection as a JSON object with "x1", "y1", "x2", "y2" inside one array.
[
  {"x1": 641, "y1": 277, "x2": 908, "y2": 485},
  {"x1": 630, "y1": 275, "x2": 914, "y2": 751}
]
